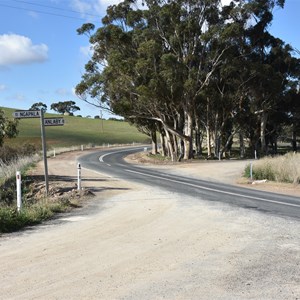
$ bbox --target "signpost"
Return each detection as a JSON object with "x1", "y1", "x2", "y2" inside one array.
[
  {"x1": 13, "y1": 109, "x2": 65, "y2": 196},
  {"x1": 13, "y1": 110, "x2": 40, "y2": 118},
  {"x1": 44, "y1": 118, "x2": 65, "y2": 126}
]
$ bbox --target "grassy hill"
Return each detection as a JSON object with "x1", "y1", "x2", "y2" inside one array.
[{"x1": 2, "y1": 107, "x2": 149, "y2": 148}]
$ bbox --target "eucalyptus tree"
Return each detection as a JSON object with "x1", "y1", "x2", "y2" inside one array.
[
  {"x1": 0, "y1": 109, "x2": 18, "y2": 147},
  {"x1": 76, "y1": 0, "x2": 294, "y2": 160},
  {"x1": 50, "y1": 101, "x2": 80, "y2": 115},
  {"x1": 76, "y1": 0, "x2": 233, "y2": 160},
  {"x1": 29, "y1": 102, "x2": 47, "y2": 112}
]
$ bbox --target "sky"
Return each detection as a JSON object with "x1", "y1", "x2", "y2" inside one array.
[{"x1": 0, "y1": 0, "x2": 299, "y2": 119}]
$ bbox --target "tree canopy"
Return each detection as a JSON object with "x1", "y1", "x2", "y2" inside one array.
[
  {"x1": 76, "y1": 0, "x2": 300, "y2": 160},
  {"x1": 0, "y1": 109, "x2": 18, "y2": 147},
  {"x1": 50, "y1": 101, "x2": 80, "y2": 115},
  {"x1": 29, "y1": 102, "x2": 47, "y2": 112}
]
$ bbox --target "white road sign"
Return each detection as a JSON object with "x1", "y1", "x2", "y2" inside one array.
[
  {"x1": 13, "y1": 110, "x2": 41, "y2": 118},
  {"x1": 44, "y1": 118, "x2": 65, "y2": 126}
]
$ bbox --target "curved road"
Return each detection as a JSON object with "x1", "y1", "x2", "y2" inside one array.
[{"x1": 78, "y1": 146, "x2": 300, "y2": 220}]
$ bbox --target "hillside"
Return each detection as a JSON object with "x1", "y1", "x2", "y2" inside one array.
[{"x1": 1, "y1": 107, "x2": 149, "y2": 148}]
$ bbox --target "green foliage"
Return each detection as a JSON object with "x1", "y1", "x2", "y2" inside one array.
[
  {"x1": 2, "y1": 107, "x2": 148, "y2": 148},
  {"x1": 50, "y1": 101, "x2": 80, "y2": 114},
  {"x1": 75, "y1": 0, "x2": 296, "y2": 161},
  {"x1": 0, "y1": 177, "x2": 15, "y2": 205},
  {"x1": 0, "y1": 201, "x2": 68, "y2": 233},
  {"x1": 0, "y1": 108, "x2": 19, "y2": 146},
  {"x1": 29, "y1": 102, "x2": 47, "y2": 112}
]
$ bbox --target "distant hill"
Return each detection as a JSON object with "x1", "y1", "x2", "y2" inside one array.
[{"x1": 1, "y1": 107, "x2": 149, "y2": 148}]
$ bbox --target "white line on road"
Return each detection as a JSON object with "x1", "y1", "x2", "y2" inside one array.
[
  {"x1": 99, "y1": 147, "x2": 146, "y2": 163},
  {"x1": 125, "y1": 169, "x2": 300, "y2": 209}
]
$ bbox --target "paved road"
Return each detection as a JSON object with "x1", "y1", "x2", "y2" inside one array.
[{"x1": 78, "y1": 146, "x2": 300, "y2": 220}]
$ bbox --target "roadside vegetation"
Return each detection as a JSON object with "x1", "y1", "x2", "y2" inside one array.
[
  {"x1": 244, "y1": 153, "x2": 300, "y2": 184},
  {"x1": 2, "y1": 107, "x2": 149, "y2": 148},
  {"x1": 0, "y1": 107, "x2": 149, "y2": 234}
]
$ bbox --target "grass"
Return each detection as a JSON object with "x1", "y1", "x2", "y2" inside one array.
[
  {"x1": 0, "y1": 200, "x2": 70, "y2": 233},
  {"x1": 2, "y1": 106, "x2": 149, "y2": 148},
  {"x1": 0, "y1": 154, "x2": 40, "y2": 185},
  {"x1": 244, "y1": 152, "x2": 300, "y2": 184},
  {"x1": 0, "y1": 106, "x2": 149, "y2": 233}
]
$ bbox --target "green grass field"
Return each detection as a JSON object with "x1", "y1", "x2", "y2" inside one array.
[{"x1": 2, "y1": 107, "x2": 149, "y2": 148}]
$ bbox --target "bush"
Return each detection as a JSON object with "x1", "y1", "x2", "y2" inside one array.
[
  {"x1": 0, "y1": 177, "x2": 16, "y2": 205},
  {"x1": 0, "y1": 145, "x2": 18, "y2": 163},
  {"x1": 0, "y1": 143, "x2": 38, "y2": 164},
  {"x1": 244, "y1": 152, "x2": 300, "y2": 183},
  {"x1": 0, "y1": 201, "x2": 68, "y2": 233}
]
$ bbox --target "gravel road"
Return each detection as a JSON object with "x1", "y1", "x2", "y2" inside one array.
[{"x1": 0, "y1": 150, "x2": 299, "y2": 299}]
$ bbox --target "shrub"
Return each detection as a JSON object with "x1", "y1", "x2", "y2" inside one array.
[
  {"x1": 0, "y1": 201, "x2": 68, "y2": 233},
  {"x1": 244, "y1": 152, "x2": 300, "y2": 183},
  {"x1": 0, "y1": 143, "x2": 38, "y2": 164}
]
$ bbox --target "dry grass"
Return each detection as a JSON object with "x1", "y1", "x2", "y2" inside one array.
[
  {"x1": 0, "y1": 154, "x2": 41, "y2": 184},
  {"x1": 250, "y1": 153, "x2": 300, "y2": 184}
]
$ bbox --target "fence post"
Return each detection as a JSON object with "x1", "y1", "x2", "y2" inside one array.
[{"x1": 16, "y1": 171, "x2": 22, "y2": 212}]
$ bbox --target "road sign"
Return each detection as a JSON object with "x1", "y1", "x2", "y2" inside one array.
[
  {"x1": 44, "y1": 118, "x2": 65, "y2": 126},
  {"x1": 13, "y1": 110, "x2": 41, "y2": 118}
]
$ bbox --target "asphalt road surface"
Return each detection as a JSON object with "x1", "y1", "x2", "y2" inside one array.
[{"x1": 78, "y1": 146, "x2": 300, "y2": 220}]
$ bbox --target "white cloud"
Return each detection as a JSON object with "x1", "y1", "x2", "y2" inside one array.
[
  {"x1": 55, "y1": 88, "x2": 73, "y2": 96},
  {"x1": 6, "y1": 93, "x2": 26, "y2": 101},
  {"x1": 0, "y1": 34, "x2": 48, "y2": 67},
  {"x1": 71, "y1": 0, "x2": 93, "y2": 16},
  {"x1": 28, "y1": 11, "x2": 39, "y2": 19},
  {"x1": 80, "y1": 45, "x2": 93, "y2": 57},
  {"x1": 55, "y1": 88, "x2": 70, "y2": 96},
  {"x1": 0, "y1": 84, "x2": 6, "y2": 91},
  {"x1": 70, "y1": 0, "x2": 123, "y2": 18}
]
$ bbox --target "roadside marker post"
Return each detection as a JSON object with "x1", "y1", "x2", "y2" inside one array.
[
  {"x1": 77, "y1": 163, "x2": 82, "y2": 191},
  {"x1": 16, "y1": 171, "x2": 22, "y2": 212}
]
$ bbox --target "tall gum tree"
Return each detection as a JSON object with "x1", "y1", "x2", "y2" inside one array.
[{"x1": 76, "y1": 0, "x2": 300, "y2": 160}]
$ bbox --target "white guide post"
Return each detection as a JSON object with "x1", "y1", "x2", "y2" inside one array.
[
  {"x1": 16, "y1": 171, "x2": 22, "y2": 212},
  {"x1": 77, "y1": 163, "x2": 81, "y2": 191}
]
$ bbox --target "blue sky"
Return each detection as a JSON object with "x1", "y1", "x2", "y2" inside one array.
[{"x1": 0, "y1": 0, "x2": 299, "y2": 118}]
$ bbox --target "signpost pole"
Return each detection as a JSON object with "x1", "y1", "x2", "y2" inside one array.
[{"x1": 40, "y1": 109, "x2": 49, "y2": 196}]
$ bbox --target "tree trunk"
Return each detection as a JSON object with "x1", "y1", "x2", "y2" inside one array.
[
  {"x1": 206, "y1": 126, "x2": 212, "y2": 158},
  {"x1": 183, "y1": 112, "x2": 193, "y2": 160},
  {"x1": 160, "y1": 132, "x2": 166, "y2": 157},
  {"x1": 260, "y1": 111, "x2": 268, "y2": 155},
  {"x1": 220, "y1": 132, "x2": 234, "y2": 158},
  {"x1": 165, "y1": 129, "x2": 175, "y2": 162},
  {"x1": 213, "y1": 113, "x2": 219, "y2": 158},
  {"x1": 292, "y1": 123, "x2": 297, "y2": 152},
  {"x1": 206, "y1": 98, "x2": 212, "y2": 158},
  {"x1": 195, "y1": 116, "x2": 202, "y2": 156},
  {"x1": 151, "y1": 130, "x2": 158, "y2": 154},
  {"x1": 239, "y1": 132, "x2": 245, "y2": 158}
]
